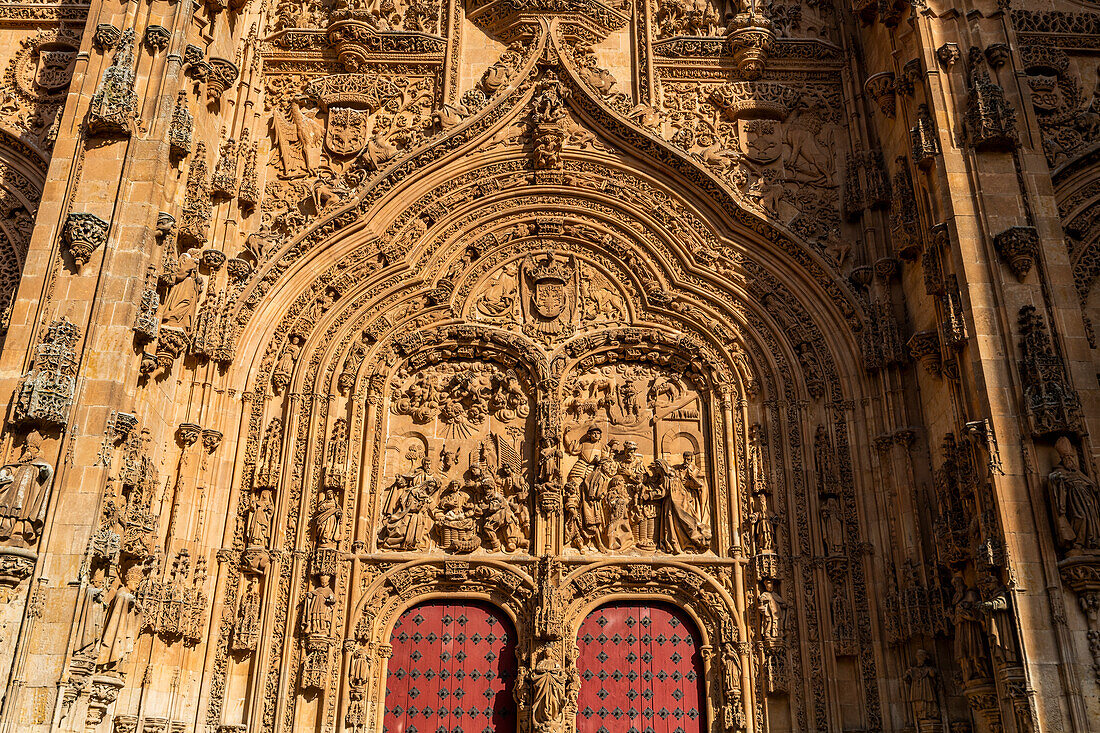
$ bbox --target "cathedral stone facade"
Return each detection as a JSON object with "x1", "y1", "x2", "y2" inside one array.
[{"x1": 0, "y1": 0, "x2": 1097, "y2": 731}]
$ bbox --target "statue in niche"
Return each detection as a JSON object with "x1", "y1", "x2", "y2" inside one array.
[
  {"x1": 528, "y1": 644, "x2": 576, "y2": 730},
  {"x1": 757, "y1": 578, "x2": 787, "y2": 643},
  {"x1": 314, "y1": 488, "x2": 342, "y2": 547},
  {"x1": 749, "y1": 498, "x2": 778, "y2": 554},
  {"x1": 0, "y1": 430, "x2": 54, "y2": 546},
  {"x1": 233, "y1": 577, "x2": 260, "y2": 652},
  {"x1": 74, "y1": 565, "x2": 108, "y2": 659},
  {"x1": 653, "y1": 456, "x2": 710, "y2": 553},
  {"x1": 903, "y1": 649, "x2": 942, "y2": 723},
  {"x1": 302, "y1": 575, "x2": 335, "y2": 636},
  {"x1": 96, "y1": 562, "x2": 146, "y2": 672},
  {"x1": 950, "y1": 574, "x2": 992, "y2": 683},
  {"x1": 1047, "y1": 436, "x2": 1100, "y2": 553},
  {"x1": 160, "y1": 249, "x2": 203, "y2": 334},
  {"x1": 245, "y1": 488, "x2": 274, "y2": 548},
  {"x1": 820, "y1": 495, "x2": 844, "y2": 555}
]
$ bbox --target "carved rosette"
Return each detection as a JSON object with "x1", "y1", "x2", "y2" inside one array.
[
  {"x1": 62, "y1": 212, "x2": 109, "y2": 269},
  {"x1": 726, "y1": 13, "x2": 776, "y2": 81}
]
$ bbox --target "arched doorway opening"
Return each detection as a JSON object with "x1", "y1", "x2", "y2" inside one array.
[
  {"x1": 575, "y1": 601, "x2": 706, "y2": 733},
  {"x1": 383, "y1": 599, "x2": 518, "y2": 732}
]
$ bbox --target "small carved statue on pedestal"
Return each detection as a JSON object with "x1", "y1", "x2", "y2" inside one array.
[
  {"x1": 0, "y1": 431, "x2": 54, "y2": 547},
  {"x1": 1047, "y1": 437, "x2": 1100, "y2": 554}
]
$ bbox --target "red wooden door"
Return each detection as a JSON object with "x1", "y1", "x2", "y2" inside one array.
[
  {"x1": 383, "y1": 600, "x2": 518, "y2": 733},
  {"x1": 576, "y1": 602, "x2": 705, "y2": 733}
]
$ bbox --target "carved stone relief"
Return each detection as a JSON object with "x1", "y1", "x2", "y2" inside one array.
[{"x1": 378, "y1": 360, "x2": 534, "y2": 554}]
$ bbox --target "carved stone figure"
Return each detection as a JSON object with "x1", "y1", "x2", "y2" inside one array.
[
  {"x1": 378, "y1": 475, "x2": 434, "y2": 550},
  {"x1": 820, "y1": 495, "x2": 844, "y2": 556},
  {"x1": 0, "y1": 431, "x2": 54, "y2": 546},
  {"x1": 245, "y1": 489, "x2": 274, "y2": 548},
  {"x1": 96, "y1": 563, "x2": 145, "y2": 671},
  {"x1": 529, "y1": 644, "x2": 570, "y2": 729},
  {"x1": 314, "y1": 489, "x2": 342, "y2": 547},
  {"x1": 302, "y1": 576, "x2": 335, "y2": 636},
  {"x1": 758, "y1": 579, "x2": 787, "y2": 642},
  {"x1": 903, "y1": 649, "x2": 941, "y2": 723},
  {"x1": 160, "y1": 249, "x2": 203, "y2": 334},
  {"x1": 951, "y1": 574, "x2": 992, "y2": 682},
  {"x1": 654, "y1": 457, "x2": 710, "y2": 553},
  {"x1": 1047, "y1": 436, "x2": 1100, "y2": 553}
]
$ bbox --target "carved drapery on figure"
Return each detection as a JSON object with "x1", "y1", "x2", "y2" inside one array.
[{"x1": 378, "y1": 359, "x2": 534, "y2": 554}]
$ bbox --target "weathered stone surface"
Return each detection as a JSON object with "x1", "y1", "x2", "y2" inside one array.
[{"x1": 0, "y1": 1, "x2": 1096, "y2": 732}]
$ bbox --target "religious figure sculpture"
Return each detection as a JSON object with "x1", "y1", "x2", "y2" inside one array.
[
  {"x1": 245, "y1": 488, "x2": 274, "y2": 548},
  {"x1": 302, "y1": 575, "x2": 336, "y2": 636},
  {"x1": 820, "y1": 495, "x2": 845, "y2": 556},
  {"x1": 951, "y1": 574, "x2": 992, "y2": 683},
  {"x1": 160, "y1": 249, "x2": 203, "y2": 334},
  {"x1": 1047, "y1": 436, "x2": 1100, "y2": 553},
  {"x1": 314, "y1": 489, "x2": 342, "y2": 547},
  {"x1": 902, "y1": 649, "x2": 941, "y2": 723},
  {"x1": 378, "y1": 474, "x2": 434, "y2": 551},
  {"x1": 96, "y1": 562, "x2": 145, "y2": 672},
  {"x1": 653, "y1": 457, "x2": 710, "y2": 553},
  {"x1": 74, "y1": 567, "x2": 107, "y2": 659},
  {"x1": 758, "y1": 579, "x2": 787, "y2": 642},
  {"x1": 0, "y1": 430, "x2": 54, "y2": 546}
]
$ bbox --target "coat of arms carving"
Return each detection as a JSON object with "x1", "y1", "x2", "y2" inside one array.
[
  {"x1": 35, "y1": 48, "x2": 76, "y2": 93},
  {"x1": 521, "y1": 253, "x2": 578, "y2": 343},
  {"x1": 325, "y1": 106, "x2": 371, "y2": 157}
]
